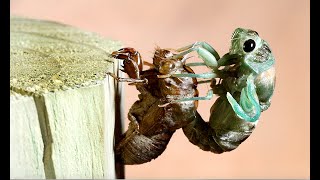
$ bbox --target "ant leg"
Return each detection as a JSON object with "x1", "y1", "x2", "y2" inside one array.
[{"x1": 226, "y1": 75, "x2": 261, "y2": 122}]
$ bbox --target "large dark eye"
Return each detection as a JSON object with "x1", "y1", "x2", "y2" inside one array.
[{"x1": 243, "y1": 39, "x2": 256, "y2": 52}]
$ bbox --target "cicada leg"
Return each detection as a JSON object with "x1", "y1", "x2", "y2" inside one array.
[
  {"x1": 176, "y1": 89, "x2": 214, "y2": 102},
  {"x1": 160, "y1": 77, "x2": 225, "y2": 106},
  {"x1": 174, "y1": 42, "x2": 220, "y2": 61},
  {"x1": 226, "y1": 74, "x2": 261, "y2": 122},
  {"x1": 158, "y1": 78, "x2": 226, "y2": 106},
  {"x1": 170, "y1": 42, "x2": 220, "y2": 69},
  {"x1": 159, "y1": 89, "x2": 214, "y2": 107},
  {"x1": 157, "y1": 72, "x2": 219, "y2": 79},
  {"x1": 107, "y1": 72, "x2": 147, "y2": 84}
]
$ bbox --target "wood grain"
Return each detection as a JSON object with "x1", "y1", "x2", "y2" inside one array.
[{"x1": 10, "y1": 16, "x2": 123, "y2": 179}]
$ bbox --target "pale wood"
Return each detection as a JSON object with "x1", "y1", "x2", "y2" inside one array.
[
  {"x1": 10, "y1": 92, "x2": 46, "y2": 179},
  {"x1": 10, "y1": 16, "x2": 123, "y2": 179}
]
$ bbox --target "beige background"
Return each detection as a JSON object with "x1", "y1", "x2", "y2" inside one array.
[{"x1": 10, "y1": 0, "x2": 310, "y2": 179}]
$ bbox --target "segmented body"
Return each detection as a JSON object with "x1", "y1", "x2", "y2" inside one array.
[
  {"x1": 110, "y1": 47, "x2": 199, "y2": 164},
  {"x1": 182, "y1": 28, "x2": 276, "y2": 153},
  {"x1": 110, "y1": 28, "x2": 275, "y2": 162}
]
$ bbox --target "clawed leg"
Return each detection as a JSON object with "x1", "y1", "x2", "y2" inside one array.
[
  {"x1": 226, "y1": 75, "x2": 261, "y2": 122},
  {"x1": 157, "y1": 42, "x2": 221, "y2": 79},
  {"x1": 175, "y1": 89, "x2": 214, "y2": 102},
  {"x1": 185, "y1": 62, "x2": 207, "y2": 67},
  {"x1": 159, "y1": 89, "x2": 214, "y2": 107},
  {"x1": 107, "y1": 72, "x2": 147, "y2": 84},
  {"x1": 162, "y1": 53, "x2": 239, "y2": 79},
  {"x1": 157, "y1": 72, "x2": 219, "y2": 79},
  {"x1": 174, "y1": 41, "x2": 220, "y2": 60},
  {"x1": 171, "y1": 42, "x2": 220, "y2": 70}
]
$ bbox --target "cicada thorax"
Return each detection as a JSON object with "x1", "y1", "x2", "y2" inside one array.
[
  {"x1": 153, "y1": 47, "x2": 198, "y2": 98},
  {"x1": 155, "y1": 48, "x2": 199, "y2": 129},
  {"x1": 229, "y1": 29, "x2": 276, "y2": 110}
]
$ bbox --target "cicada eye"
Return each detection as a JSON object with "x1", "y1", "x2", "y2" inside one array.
[
  {"x1": 168, "y1": 63, "x2": 175, "y2": 69},
  {"x1": 159, "y1": 60, "x2": 176, "y2": 74},
  {"x1": 163, "y1": 62, "x2": 175, "y2": 71},
  {"x1": 243, "y1": 39, "x2": 256, "y2": 53}
]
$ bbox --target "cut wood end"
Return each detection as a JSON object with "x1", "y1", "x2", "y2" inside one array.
[
  {"x1": 10, "y1": 16, "x2": 122, "y2": 96},
  {"x1": 10, "y1": 16, "x2": 124, "y2": 179}
]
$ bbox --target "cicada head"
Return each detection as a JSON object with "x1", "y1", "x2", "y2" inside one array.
[
  {"x1": 229, "y1": 28, "x2": 275, "y2": 74},
  {"x1": 111, "y1": 47, "x2": 143, "y2": 79},
  {"x1": 152, "y1": 47, "x2": 174, "y2": 70}
]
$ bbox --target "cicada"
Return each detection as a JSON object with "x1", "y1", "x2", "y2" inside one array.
[
  {"x1": 159, "y1": 28, "x2": 276, "y2": 152},
  {"x1": 110, "y1": 27, "x2": 275, "y2": 162},
  {"x1": 108, "y1": 47, "x2": 199, "y2": 164}
]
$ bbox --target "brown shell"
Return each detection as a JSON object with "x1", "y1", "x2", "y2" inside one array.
[{"x1": 114, "y1": 47, "x2": 199, "y2": 165}]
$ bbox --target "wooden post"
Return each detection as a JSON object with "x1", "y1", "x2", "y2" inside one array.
[{"x1": 10, "y1": 16, "x2": 124, "y2": 179}]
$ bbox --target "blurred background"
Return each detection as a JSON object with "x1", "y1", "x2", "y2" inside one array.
[{"x1": 10, "y1": 0, "x2": 310, "y2": 179}]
